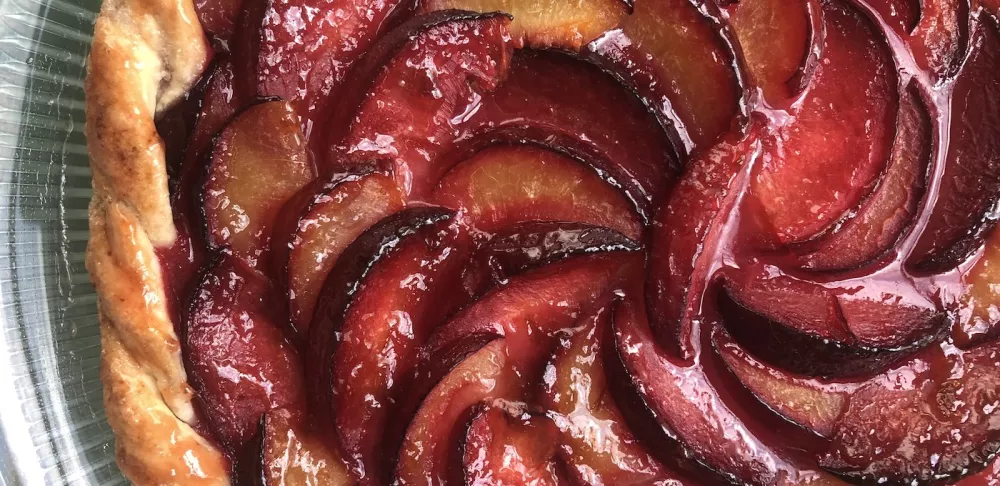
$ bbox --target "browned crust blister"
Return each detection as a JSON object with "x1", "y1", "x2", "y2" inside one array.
[{"x1": 85, "y1": 0, "x2": 228, "y2": 483}]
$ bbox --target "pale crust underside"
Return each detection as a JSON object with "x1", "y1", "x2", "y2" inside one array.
[{"x1": 85, "y1": 0, "x2": 229, "y2": 483}]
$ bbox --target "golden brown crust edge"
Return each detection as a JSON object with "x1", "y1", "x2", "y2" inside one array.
[{"x1": 85, "y1": 0, "x2": 229, "y2": 483}]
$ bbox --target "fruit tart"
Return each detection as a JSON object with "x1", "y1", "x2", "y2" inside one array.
[{"x1": 84, "y1": 0, "x2": 1000, "y2": 483}]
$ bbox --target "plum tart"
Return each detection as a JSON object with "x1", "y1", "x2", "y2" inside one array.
[{"x1": 85, "y1": 0, "x2": 1000, "y2": 484}]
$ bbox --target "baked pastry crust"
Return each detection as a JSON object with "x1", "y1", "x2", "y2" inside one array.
[{"x1": 85, "y1": 0, "x2": 228, "y2": 483}]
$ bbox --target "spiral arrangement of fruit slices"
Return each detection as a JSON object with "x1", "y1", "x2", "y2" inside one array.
[{"x1": 152, "y1": 0, "x2": 1000, "y2": 484}]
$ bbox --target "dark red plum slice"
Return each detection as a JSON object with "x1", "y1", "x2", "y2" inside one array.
[
  {"x1": 820, "y1": 341, "x2": 1000, "y2": 483},
  {"x1": 329, "y1": 218, "x2": 473, "y2": 484},
  {"x1": 455, "y1": 49, "x2": 678, "y2": 221},
  {"x1": 184, "y1": 254, "x2": 306, "y2": 456},
  {"x1": 306, "y1": 207, "x2": 454, "y2": 434},
  {"x1": 234, "y1": 408, "x2": 352, "y2": 486},
  {"x1": 909, "y1": 12, "x2": 1000, "y2": 273},
  {"x1": 647, "y1": 127, "x2": 763, "y2": 359},
  {"x1": 793, "y1": 83, "x2": 932, "y2": 271},
  {"x1": 194, "y1": 0, "x2": 244, "y2": 43},
  {"x1": 236, "y1": 0, "x2": 407, "y2": 133},
  {"x1": 335, "y1": 14, "x2": 516, "y2": 199},
  {"x1": 430, "y1": 145, "x2": 643, "y2": 240},
  {"x1": 202, "y1": 101, "x2": 316, "y2": 270},
  {"x1": 270, "y1": 172, "x2": 404, "y2": 335},
  {"x1": 542, "y1": 304, "x2": 684, "y2": 485},
  {"x1": 586, "y1": 0, "x2": 747, "y2": 158},
  {"x1": 753, "y1": 0, "x2": 898, "y2": 243}
]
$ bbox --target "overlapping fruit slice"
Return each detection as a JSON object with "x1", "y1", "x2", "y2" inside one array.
[
  {"x1": 792, "y1": 83, "x2": 932, "y2": 271},
  {"x1": 235, "y1": 408, "x2": 351, "y2": 486},
  {"x1": 237, "y1": 0, "x2": 406, "y2": 132},
  {"x1": 455, "y1": 49, "x2": 677, "y2": 221},
  {"x1": 335, "y1": 13, "x2": 516, "y2": 198},
  {"x1": 184, "y1": 254, "x2": 306, "y2": 456},
  {"x1": 647, "y1": 127, "x2": 762, "y2": 358},
  {"x1": 586, "y1": 0, "x2": 745, "y2": 157},
  {"x1": 270, "y1": 172, "x2": 404, "y2": 334},
  {"x1": 753, "y1": 0, "x2": 898, "y2": 243},
  {"x1": 542, "y1": 304, "x2": 682, "y2": 485},
  {"x1": 909, "y1": 11, "x2": 1000, "y2": 272},
  {"x1": 431, "y1": 145, "x2": 643, "y2": 240},
  {"x1": 462, "y1": 402, "x2": 565, "y2": 485},
  {"x1": 325, "y1": 216, "x2": 472, "y2": 483},
  {"x1": 611, "y1": 295, "x2": 837, "y2": 485},
  {"x1": 419, "y1": 0, "x2": 629, "y2": 49},
  {"x1": 721, "y1": 0, "x2": 812, "y2": 103},
  {"x1": 202, "y1": 101, "x2": 316, "y2": 269}
]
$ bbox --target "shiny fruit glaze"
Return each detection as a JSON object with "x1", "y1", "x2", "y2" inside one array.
[{"x1": 152, "y1": 0, "x2": 1000, "y2": 484}]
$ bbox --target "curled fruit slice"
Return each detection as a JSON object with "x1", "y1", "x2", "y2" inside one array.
[
  {"x1": 542, "y1": 304, "x2": 681, "y2": 485},
  {"x1": 336, "y1": 13, "x2": 516, "y2": 199},
  {"x1": 329, "y1": 218, "x2": 472, "y2": 484},
  {"x1": 431, "y1": 145, "x2": 643, "y2": 240},
  {"x1": 587, "y1": 0, "x2": 746, "y2": 157},
  {"x1": 419, "y1": 0, "x2": 629, "y2": 49},
  {"x1": 910, "y1": 11, "x2": 1000, "y2": 272},
  {"x1": 753, "y1": 0, "x2": 898, "y2": 243},
  {"x1": 396, "y1": 339, "x2": 515, "y2": 485},
  {"x1": 184, "y1": 254, "x2": 306, "y2": 455},
  {"x1": 271, "y1": 172, "x2": 405, "y2": 335},
  {"x1": 203, "y1": 101, "x2": 316, "y2": 269}
]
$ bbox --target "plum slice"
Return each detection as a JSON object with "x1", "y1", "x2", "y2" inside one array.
[
  {"x1": 237, "y1": 0, "x2": 406, "y2": 133},
  {"x1": 586, "y1": 0, "x2": 746, "y2": 157},
  {"x1": 194, "y1": 0, "x2": 244, "y2": 43},
  {"x1": 911, "y1": 0, "x2": 971, "y2": 79},
  {"x1": 611, "y1": 296, "x2": 840, "y2": 485},
  {"x1": 235, "y1": 408, "x2": 352, "y2": 486},
  {"x1": 183, "y1": 253, "x2": 305, "y2": 456},
  {"x1": 793, "y1": 83, "x2": 932, "y2": 271},
  {"x1": 419, "y1": 0, "x2": 629, "y2": 49},
  {"x1": 306, "y1": 207, "x2": 454, "y2": 434},
  {"x1": 462, "y1": 403, "x2": 565, "y2": 485},
  {"x1": 270, "y1": 172, "x2": 404, "y2": 335},
  {"x1": 463, "y1": 221, "x2": 639, "y2": 296},
  {"x1": 957, "y1": 227, "x2": 1000, "y2": 346},
  {"x1": 647, "y1": 127, "x2": 763, "y2": 359},
  {"x1": 713, "y1": 330, "x2": 856, "y2": 437},
  {"x1": 329, "y1": 218, "x2": 472, "y2": 484},
  {"x1": 336, "y1": 14, "x2": 516, "y2": 198},
  {"x1": 909, "y1": 11, "x2": 1000, "y2": 273},
  {"x1": 863, "y1": 0, "x2": 921, "y2": 36},
  {"x1": 820, "y1": 341, "x2": 1000, "y2": 483},
  {"x1": 396, "y1": 339, "x2": 517, "y2": 485},
  {"x1": 753, "y1": 0, "x2": 898, "y2": 243},
  {"x1": 722, "y1": 0, "x2": 812, "y2": 103},
  {"x1": 455, "y1": 49, "x2": 678, "y2": 221},
  {"x1": 542, "y1": 304, "x2": 682, "y2": 485},
  {"x1": 424, "y1": 251, "x2": 642, "y2": 376},
  {"x1": 431, "y1": 145, "x2": 643, "y2": 240},
  {"x1": 202, "y1": 101, "x2": 316, "y2": 269}
]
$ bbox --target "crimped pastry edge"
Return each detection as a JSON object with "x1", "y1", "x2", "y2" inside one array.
[{"x1": 84, "y1": 0, "x2": 229, "y2": 482}]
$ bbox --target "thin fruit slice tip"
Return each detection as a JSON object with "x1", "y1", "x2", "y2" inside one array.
[
  {"x1": 419, "y1": 0, "x2": 630, "y2": 49},
  {"x1": 234, "y1": 408, "x2": 352, "y2": 486},
  {"x1": 462, "y1": 402, "x2": 565, "y2": 485}
]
